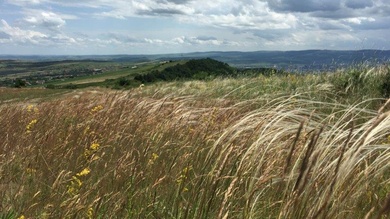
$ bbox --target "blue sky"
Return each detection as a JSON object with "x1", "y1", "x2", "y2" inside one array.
[{"x1": 0, "y1": 0, "x2": 389, "y2": 55}]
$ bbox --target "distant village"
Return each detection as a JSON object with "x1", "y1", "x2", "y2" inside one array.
[{"x1": 0, "y1": 67, "x2": 109, "y2": 87}]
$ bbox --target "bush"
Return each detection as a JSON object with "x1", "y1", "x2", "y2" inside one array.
[
  {"x1": 380, "y1": 67, "x2": 390, "y2": 98},
  {"x1": 118, "y1": 78, "x2": 131, "y2": 86},
  {"x1": 62, "y1": 84, "x2": 78, "y2": 89},
  {"x1": 45, "y1": 84, "x2": 56, "y2": 89},
  {"x1": 13, "y1": 79, "x2": 26, "y2": 88}
]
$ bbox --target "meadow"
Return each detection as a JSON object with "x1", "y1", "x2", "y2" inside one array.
[{"x1": 1, "y1": 64, "x2": 390, "y2": 218}]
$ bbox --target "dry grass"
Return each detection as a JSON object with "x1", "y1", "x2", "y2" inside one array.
[{"x1": 0, "y1": 72, "x2": 390, "y2": 218}]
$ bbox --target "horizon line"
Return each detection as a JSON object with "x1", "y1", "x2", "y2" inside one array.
[{"x1": 1, "y1": 49, "x2": 390, "y2": 57}]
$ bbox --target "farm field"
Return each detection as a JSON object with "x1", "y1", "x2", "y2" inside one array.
[{"x1": 0, "y1": 64, "x2": 390, "y2": 218}]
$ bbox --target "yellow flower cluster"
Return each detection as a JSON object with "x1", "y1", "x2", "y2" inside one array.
[
  {"x1": 176, "y1": 166, "x2": 192, "y2": 192},
  {"x1": 67, "y1": 141, "x2": 101, "y2": 196},
  {"x1": 87, "y1": 207, "x2": 94, "y2": 219},
  {"x1": 26, "y1": 119, "x2": 38, "y2": 133},
  {"x1": 176, "y1": 166, "x2": 192, "y2": 185},
  {"x1": 67, "y1": 176, "x2": 82, "y2": 196},
  {"x1": 90, "y1": 105, "x2": 103, "y2": 113},
  {"x1": 76, "y1": 168, "x2": 91, "y2": 177},
  {"x1": 26, "y1": 104, "x2": 39, "y2": 113},
  {"x1": 84, "y1": 142, "x2": 100, "y2": 159},
  {"x1": 67, "y1": 168, "x2": 91, "y2": 196},
  {"x1": 26, "y1": 168, "x2": 37, "y2": 174},
  {"x1": 148, "y1": 153, "x2": 159, "y2": 166},
  {"x1": 90, "y1": 143, "x2": 100, "y2": 151}
]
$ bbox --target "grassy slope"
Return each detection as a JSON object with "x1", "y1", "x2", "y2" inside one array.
[
  {"x1": 48, "y1": 63, "x2": 150, "y2": 86},
  {"x1": 1, "y1": 66, "x2": 390, "y2": 218},
  {"x1": 0, "y1": 88, "x2": 71, "y2": 103},
  {"x1": 0, "y1": 61, "x2": 113, "y2": 79},
  {"x1": 1, "y1": 60, "x2": 186, "y2": 88},
  {"x1": 46, "y1": 60, "x2": 187, "y2": 87}
]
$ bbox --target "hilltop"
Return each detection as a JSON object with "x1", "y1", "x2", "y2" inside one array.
[{"x1": 133, "y1": 58, "x2": 235, "y2": 83}]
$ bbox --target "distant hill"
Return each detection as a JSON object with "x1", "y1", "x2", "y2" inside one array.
[
  {"x1": 163, "y1": 50, "x2": 390, "y2": 70},
  {"x1": 133, "y1": 58, "x2": 235, "y2": 83},
  {"x1": 1, "y1": 50, "x2": 389, "y2": 70}
]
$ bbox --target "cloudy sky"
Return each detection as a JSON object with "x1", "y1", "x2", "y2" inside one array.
[{"x1": 0, "y1": 0, "x2": 389, "y2": 55}]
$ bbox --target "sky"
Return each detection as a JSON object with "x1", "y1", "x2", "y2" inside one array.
[{"x1": 0, "y1": 0, "x2": 389, "y2": 55}]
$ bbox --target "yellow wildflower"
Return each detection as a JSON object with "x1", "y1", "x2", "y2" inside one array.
[
  {"x1": 26, "y1": 104, "x2": 39, "y2": 113},
  {"x1": 26, "y1": 105, "x2": 34, "y2": 112},
  {"x1": 87, "y1": 207, "x2": 94, "y2": 219},
  {"x1": 176, "y1": 177, "x2": 184, "y2": 184},
  {"x1": 67, "y1": 176, "x2": 83, "y2": 196},
  {"x1": 90, "y1": 143, "x2": 100, "y2": 151},
  {"x1": 17, "y1": 215, "x2": 25, "y2": 219},
  {"x1": 84, "y1": 143, "x2": 100, "y2": 159},
  {"x1": 77, "y1": 168, "x2": 91, "y2": 177},
  {"x1": 148, "y1": 153, "x2": 159, "y2": 165},
  {"x1": 91, "y1": 105, "x2": 103, "y2": 113},
  {"x1": 176, "y1": 166, "x2": 192, "y2": 185},
  {"x1": 26, "y1": 168, "x2": 37, "y2": 174},
  {"x1": 152, "y1": 153, "x2": 159, "y2": 160},
  {"x1": 72, "y1": 176, "x2": 82, "y2": 187},
  {"x1": 67, "y1": 186, "x2": 77, "y2": 196},
  {"x1": 182, "y1": 166, "x2": 192, "y2": 174},
  {"x1": 26, "y1": 119, "x2": 38, "y2": 132}
]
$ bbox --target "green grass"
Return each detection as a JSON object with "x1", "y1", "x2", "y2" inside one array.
[
  {"x1": 49, "y1": 64, "x2": 150, "y2": 85},
  {"x1": 0, "y1": 65, "x2": 390, "y2": 218},
  {"x1": 0, "y1": 88, "x2": 71, "y2": 103}
]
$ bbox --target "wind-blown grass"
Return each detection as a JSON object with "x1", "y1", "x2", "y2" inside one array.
[{"x1": 0, "y1": 66, "x2": 390, "y2": 218}]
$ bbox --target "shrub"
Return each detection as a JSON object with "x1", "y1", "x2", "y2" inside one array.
[
  {"x1": 45, "y1": 84, "x2": 56, "y2": 89},
  {"x1": 13, "y1": 78, "x2": 26, "y2": 88}
]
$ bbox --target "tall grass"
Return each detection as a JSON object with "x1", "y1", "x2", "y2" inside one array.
[{"x1": 0, "y1": 65, "x2": 390, "y2": 218}]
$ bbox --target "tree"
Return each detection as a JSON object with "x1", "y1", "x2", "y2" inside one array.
[{"x1": 14, "y1": 79, "x2": 26, "y2": 88}]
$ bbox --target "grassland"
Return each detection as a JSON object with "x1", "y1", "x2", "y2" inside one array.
[
  {"x1": 0, "y1": 64, "x2": 390, "y2": 218},
  {"x1": 0, "y1": 88, "x2": 71, "y2": 104},
  {"x1": 48, "y1": 60, "x2": 186, "y2": 87}
]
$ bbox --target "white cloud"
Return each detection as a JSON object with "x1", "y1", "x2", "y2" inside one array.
[
  {"x1": 1, "y1": 19, "x2": 47, "y2": 44},
  {"x1": 343, "y1": 17, "x2": 375, "y2": 24},
  {"x1": 0, "y1": 19, "x2": 77, "y2": 46},
  {"x1": 51, "y1": 34, "x2": 77, "y2": 44},
  {"x1": 172, "y1": 36, "x2": 225, "y2": 45},
  {"x1": 24, "y1": 11, "x2": 66, "y2": 31},
  {"x1": 144, "y1": 38, "x2": 164, "y2": 44},
  {"x1": 5, "y1": 0, "x2": 48, "y2": 6},
  {"x1": 96, "y1": 0, "x2": 196, "y2": 19},
  {"x1": 79, "y1": 33, "x2": 242, "y2": 53},
  {"x1": 179, "y1": 1, "x2": 298, "y2": 31}
]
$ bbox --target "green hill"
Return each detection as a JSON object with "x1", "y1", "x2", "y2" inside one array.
[{"x1": 134, "y1": 58, "x2": 235, "y2": 83}]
